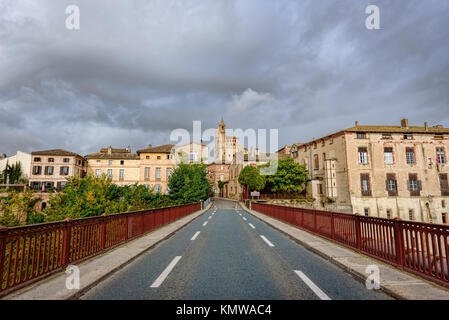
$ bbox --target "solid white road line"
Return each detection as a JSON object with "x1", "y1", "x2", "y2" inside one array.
[
  {"x1": 150, "y1": 256, "x2": 182, "y2": 288},
  {"x1": 294, "y1": 270, "x2": 331, "y2": 300},
  {"x1": 249, "y1": 223, "x2": 255, "y2": 229},
  {"x1": 242, "y1": 217, "x2": 247, "y2": 221},
  {"x1": 260, "y1": 235, "x2": 275, "y2": 247},
  {"x1": 203, "y1": 221, "x2": 208, "y2": 226},
  {"x1": 191, "y1": 231, "x2": 201, "y2": 241}
]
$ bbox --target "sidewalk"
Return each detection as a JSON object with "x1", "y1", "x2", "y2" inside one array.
[
  {"x1": 240, "y1": 202, "x2": 449, "y2": 300},
  {"x1": 2, "y1": 202, "x2": 212, "y2": 300}
]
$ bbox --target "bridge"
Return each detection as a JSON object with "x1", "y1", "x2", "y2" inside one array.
[{"x1": 2, "y1": 199, "x2": 449, "y2": 300}]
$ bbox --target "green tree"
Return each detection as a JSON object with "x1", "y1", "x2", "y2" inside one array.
[
  {"x1": 0, "y1": 189, "x2": 41, "y2": 227},
  {"x1": 168, "y1": 163, "x2": 211, "y2": 204},
  {"x1": 238, "y1": 165, "x2": 265, "y2": 192},
  {"x1": 260, "y1": 158, "x2": 308, "y2": 194},
  {"x1": 0, "y1": 161, "x2": 27, "y2": 184}
]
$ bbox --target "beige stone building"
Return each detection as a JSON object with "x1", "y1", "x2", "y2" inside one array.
[
  {"x1": 85, "y1": 146, "x2": 140, "y2": 186},
  {"x1": 29, "y1": 149, "x2": 87, "y2": 191},
  {"x1": 136, "y1": 144, "x2": 175, "y2": 194},
  {"x1": 291, "y1": 119, "x2": 449, "y2": 224}
]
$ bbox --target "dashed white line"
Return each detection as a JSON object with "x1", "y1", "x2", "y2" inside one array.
[
  {"x1": 239, "y1": 213, "x2": 242, "y2": 216},
  {"x1": 249, "y1": 223, "x2": 255, "y2": 229},
  {"x1": 191, "y1": 231, "x2": 201, "y2": 241},
  {"x1": 203, "y1": 221, "x2": 208, "y2": 226},
  {"x1": 150, "y1": 256, "x2": 182, "y2": 288},
  {"x1": 208, "y1": 216, "x2": 212, "y2": 220},
  {"x1": 260, "y1": 235, "x2": 275, "y2": 247},
  {"x1": 242, "y1": 217, "x2": 247, "y2": 221},
  {"x1": 294, "y1": 270, "x2": 331, "y2": 300}
]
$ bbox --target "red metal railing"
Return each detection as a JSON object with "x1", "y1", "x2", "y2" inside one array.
[
  {"x1": 0, "y1": 202, "x2": 201, "y2": 297},
  {"x1": 251, "y1": 202, "x2": 449, "y2": 288}
]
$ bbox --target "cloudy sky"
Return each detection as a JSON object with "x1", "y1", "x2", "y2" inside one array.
[{"x1": 1, "y1": 0, "x2": 448, "y2": 157}]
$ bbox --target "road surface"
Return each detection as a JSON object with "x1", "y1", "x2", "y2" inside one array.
[{"x1": 80, "y1": 199, "x2": 391, "y2": 300}]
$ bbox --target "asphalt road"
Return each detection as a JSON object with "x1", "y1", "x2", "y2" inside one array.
[{"x1": 79, "y1": 199, "x2": 392, "y2": 300}]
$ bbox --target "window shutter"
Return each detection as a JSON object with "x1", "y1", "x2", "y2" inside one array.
[
  {"x1": 407, "y1": 180, "x2": 411, "y2": 191},
  {"x1": 418, "y1": 180, "x2": 422, "y2": 191},
  {"x1": 385, "y1": 180, "x2": 389, "y2": 190}
]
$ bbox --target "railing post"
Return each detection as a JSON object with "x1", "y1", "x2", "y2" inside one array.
[
  {"x1": 125, "y1": 214, "x2": 129, "y2": 240},
  {"x1": 331, "y1": 212, "x2": 335, "y2": 240},
  {"x1": 393, "y1": 218, "x2": 404, "y2": 267},
  {"x1": 62, "y1": 218, "x2": 73, "y2": 267},
  {"x1": 0, "y1": 225, "x2": 8, "y2": 289},
  {"x1": 313, "y1": 210, "x2": 317, "y2": 232},
  {"x1": 355, "y1": 214, "x2": 362, "y2": 251},
  {"x1": 101, "y1": 214, "x2": 107, "y2": 250}
]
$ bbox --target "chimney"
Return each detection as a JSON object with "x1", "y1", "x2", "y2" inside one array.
[
  {"x1": 108, "y1": 146, "x2": 112, "y2": 155},
  {"x1": 401, "y1": 118, "x2": 409, "y2": 129},
  {"x1": 424, "y1": 122, "x2": 428, "y2": 132},
  {"x1": 355, "y1": 121, "x2": 359, "y2": 127}
]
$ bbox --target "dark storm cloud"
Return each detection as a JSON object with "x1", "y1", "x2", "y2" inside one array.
[{"x1": 0, "y1": 0, "x2": 448, "y2": 156}]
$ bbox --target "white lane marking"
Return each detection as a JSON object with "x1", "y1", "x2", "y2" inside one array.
[
  {"x1": 242, "y1": 217, "x2": 247, "y2": 221},
  {"x1": 191, "y1": 231, "x2": 201, "y2": 241},
  {"x1": 294, "y1": 270, "x2": 331, "y2": 300},
  {"x1": 203, "y1": 221, "x2": 208, "y2": 226},
  {"x1": 208, "y1": 216, "x2": 212, "y2": 220},
  {"x1": 260, "y1": 235, "x2": 275, "y2": 247},
  {"x1": 239, "y1": 213, "x2": 242, "y2": 216},
  {"x1": 249, "y1": 223, "x2": 255, "y2": 229},
  {"x1": 150, "y1": 256, "x2": 182, "y2": 288}
]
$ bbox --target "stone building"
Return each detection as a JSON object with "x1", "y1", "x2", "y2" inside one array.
[
  {"x1": 291, "y1": 119, "x2": 449, "y2": 224},
  {"x1": 29, "y1": 149, "x2": 87, "y2": 191},
  {"x1": 0, "y1": 150, "x2": 31, "y2": 181},
  {"x1": 85, "y1": 146, "x2": 140, "y2": 186}
]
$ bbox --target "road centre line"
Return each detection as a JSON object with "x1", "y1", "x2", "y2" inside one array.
[
  {"x1": 260, "y1": 235, "x2": 275, "y2": 247},
  {"x1": 294, "y1": 270, "x2": 331, "y2": 300},
  {"x1": 150, "y1": 256, "x2": 182, "y2": 288}
]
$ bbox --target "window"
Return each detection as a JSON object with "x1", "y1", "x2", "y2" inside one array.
[
  {"x1": 45, "y1": 166, "x2": 54, "y2": 175},
  {"x1": 119, "y1": 169, "x2": 124, "y2": 180},
  {"x1": 95, "y1": 169, "x2": 101, "y2": 177},
  {"x1": 386, "y1": 174, "x2": 398, "y2": 196},
  {"x1": 382, "y1": 133, "x2": 392, "y2": 139},
  {"x1": 220, "y1": 174, "x2": 224, "y2": 181},
  {"x1": 409, "y1": 209, "x2": 414, "y2": 221},
  {"x1": 358, "y1": 147, "x2": 368, "y2": 164},
  {"x1": 146, "y1": 156, "x2": 150, "y2": 159},
  {"x1": 189, "y1": 152, "x2": 198, "y2": 162},
  {"x1": 406, "y1": 148, "x2": 415, "y2": 164},
  {"x1": 155, "y1": 168, "x2": 161, "y2": 180},
  {"x1": 386, "y1": 209, "x2": 392, "y2": 219},
  {"x1": 144, "y1": 184, "x2": 150, "y2": 189},
  {"x1": 157, "y1": 156, "x2": 161, "y2": 160},
  {"x1": 63, "y1": 158, "x2": 70, "y2": 163},
  {"x1": 144, "y1": 167, "x2": 150, "y2": 180},
  {"x1": 436, "y1": 147, "x2": 446, "y2": 164},
  {"x1": 109, "y1": 160, "x2": 112, "y2": 165},
  {"x1": 313, "y1": 154, "x2": 319, "y2": 170},
  {"x1": 407, "y1": 174, "x2": 421, "y2": 196},
  {"x1": 357, "y1": 133, "x2": 366, "y2": 139},
  {"x1": 442, "y1": 213, "x2": 448, "y2": 224},
  {"x1": 361, "y1": 174, "x2": 372, "y2": 196},
  {"x1": 34, "y1": 157, "x2": 41, "y2": 162},
  {"x1": 48, "y1": 158, "x2": 54, "y2": 162},
  {"x1": 167, "y1": 168, "x2": 173, "y2": 180},
  {"x1": 107, "y1": 169, "x2": 112, "y2": 178},
  {"x1": 384, "y1": 147, "x2": 394, "y2": 164},
  {"x1": 96, "y1": 160, "x2": 100, "y2": 163},
  {"x1": 440, "y1": 174, "x2": 449, "y2": 196},
  {"x1": 155, "y1": 184, "x2": 161, "y2": 193},
  {"x1": 168, "y1": 154, "x2": 173, "y2": 160},
  {"x1": 61, "y1": 166, "x2": 69, "y2": 175},
  {"x1": 317, "y1": 184, "x2": 323, "y2": 195},
  {"x1": 120, "y1": 160, "x2": 124, "y2": 165},
  {"x1": 364, "y1": 208, "x2": 370, "y2": 216},
  {"x1": 404, "y1": 134, "x2": 413, "y2": 140},
  {"x1": 33, "y1": 166, "x2": 42, "y2": 175}
]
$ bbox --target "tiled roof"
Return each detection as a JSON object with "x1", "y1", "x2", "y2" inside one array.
[
  {"x1": 343, "y1": 125, "x2": 449, "y2": 134},
  {"x1": 99, "y1": 148, "x2": 129, "y2": 154},
  {"x1": 136, "y1": 144, "x2": 175, "y2": 154},
  {"x1": 31, "y1": 149, "x2": 83, "y2": 158},
  {"x1": 84, "y1": 152, "x2": 139, "y2": 160}
]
